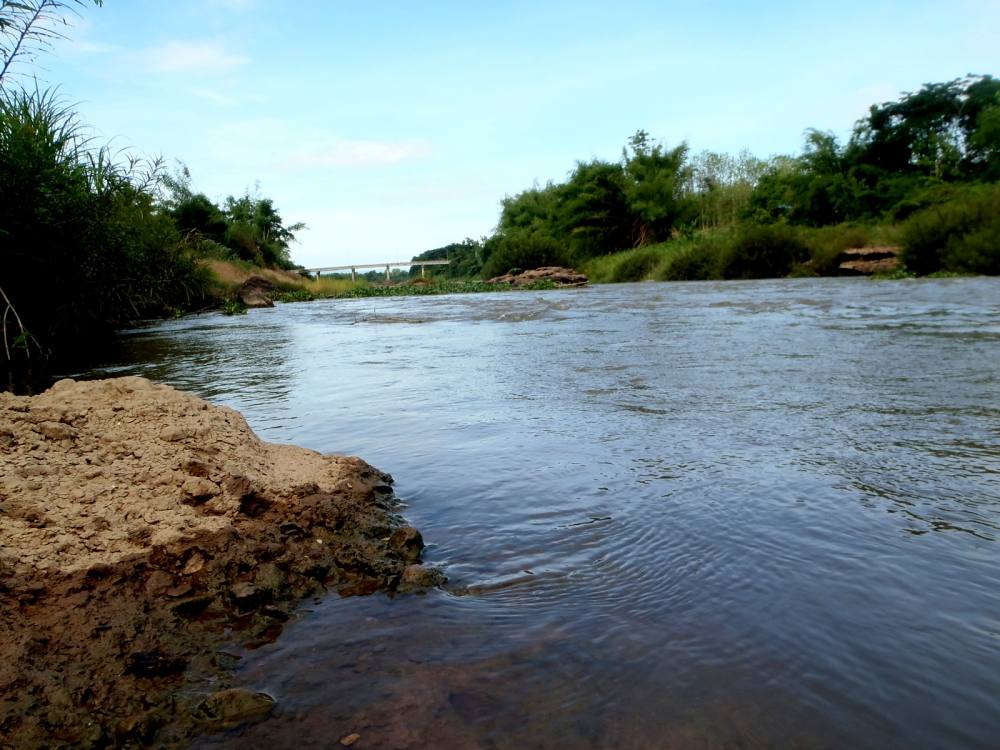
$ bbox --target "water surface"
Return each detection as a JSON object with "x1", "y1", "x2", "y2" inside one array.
[{"x1": 87, "y1": 278, "x2": 1000, "y2": 749}]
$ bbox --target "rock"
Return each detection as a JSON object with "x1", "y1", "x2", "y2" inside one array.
[
  {"x1": 159, "y1": 426, "x2": 191, "y2": 442},
  {"x1": 388, "y1": 526, "x2": 424, "y2": 563},
  {"x1": 39, "y1": 421, "x2": 77, "y2": 440},
  {"x1": 254, "y1": 562, "x2": 287, "y2": 598},
  {"x1": 181, "y1": 551, "x2": 206, "y2": 575},
  {"x1": 836, "y1": 246, "x2": 902, "y2": 275},
  {"x1": 195, "y1": 688, "x2": 275, "y2": 729},
  {"x1": 235, "y1": 276, "x2": 277, "y2": 308},
  {"x1": 230, "y1": 581, "x2": 264, "y2": 610},
  {"x1": 123, "y1": 649, "x2": 189, "y2": 678},
  {"x1": 115, "y1": 710, "x2": 161, "y2": 746},
  {"x1": 223, "y1": 474, "x2": 255, "y2": 499},
  {"x1": 487, "y1": 266, "x2": 588, "y2": 287},
  {"x1": 400, "y1": 564, "x2": 444, "y2": 588},
  {"x1": 144, "y1": 570, "x2": 174, "y2": 596},
  {"x1": 182, "y1": 477, "x2": 220, "y2": 503}
]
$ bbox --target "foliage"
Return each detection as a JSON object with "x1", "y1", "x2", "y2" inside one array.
[
  {"x1": 339, "y1": 280, "x2": 510, "y2": 298},
  {"x1": 409, "y1": 238, "x2": 485, "y2": 278},
  {"x1": 582, "y1": 245, "x2": 671, "y2": 283},
  {"x1": 220, "y1": 299, "x2": 247, "y2": 315},
  {"x1": 688, "y1": 149, "x2": 767, "y2": 229},
  {"x1": 275, "y1": 289, "x2": 315, "y2": 303},
  {"x1": 717, "y1": 225, "x2": 810, "y2": 279},
  {"x1": 621, "y1": 130, "x2": 692, "y2": 245},
  {"x1": 749, "y1": 75, "x2": 1000, "y2": 226},
  {"x1": 162, "y1": 166, "x2": 305, "y2": 269},
  {"x1": 900, "y1": 183, "x2": 1000, "y2": 275},
  {"x1": 480, "y1": 228, "x2": 569, "y2": 279},
  {"x1": 1, "y1": 0, "x2": 102, "y2": 85},
  {"x1": 465, "y1": 76, "x2": 1000, "y2": 284},
  {"x1": 0, "y1": 86, "x2": 214, "y2": 377},
  {"x1": 477, "y1": 130, "x2": 696, "y2": 277},
  {"x1": 653, "y1": 234, "x2": 732, "y2": 281}
]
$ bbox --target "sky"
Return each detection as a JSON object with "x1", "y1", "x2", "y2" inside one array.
[{"x1": 29, "y1": 0, "x2": 1000, "y2": 267}]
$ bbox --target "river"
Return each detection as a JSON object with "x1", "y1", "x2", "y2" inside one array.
[{"x1": 86, "y1": 277, "x2": 1000, "y2": 749}]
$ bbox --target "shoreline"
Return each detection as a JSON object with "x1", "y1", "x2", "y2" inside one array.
[{"x1": 0, "y1": 377, "x2": 440, "y2": 748}]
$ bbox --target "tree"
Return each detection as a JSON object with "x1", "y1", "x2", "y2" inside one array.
[
  {"x1": 558, "y1": 159, "x2": 632, "y2": 257},
  {"x1": 223, "y1": 190, "x2": 306, "y2": 268},
  {"x1": 689, "y1": 149, "x2": 767, "y2": 228},
  {"x1": 621, "y1": 130, "x2": 692, "y2": 245}
]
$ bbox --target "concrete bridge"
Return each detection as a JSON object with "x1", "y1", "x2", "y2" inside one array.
[{"x1": 303, "y1": 259, "x2": 450, "y2": 282}]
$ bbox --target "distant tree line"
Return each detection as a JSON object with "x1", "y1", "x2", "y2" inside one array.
[{"x1": 412, "y1": 75, "x2": 1000, "y2": 281}]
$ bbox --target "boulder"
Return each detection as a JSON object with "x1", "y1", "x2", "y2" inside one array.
[
  {"x1": 235, "y1": 276, "x2": 277, "y2": 308},
  {"x1": 487, "y1": 266, "x2": 588, "y2": 287},
  {"x1": 836, "y1": 246, "x2": 902, "y2": 275}
]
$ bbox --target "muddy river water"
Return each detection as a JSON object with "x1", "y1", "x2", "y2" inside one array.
[{"x1": 88, "y1": 277, "x2": 1000, "y2": 749}]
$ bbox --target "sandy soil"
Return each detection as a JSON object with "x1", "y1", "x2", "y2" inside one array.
[{"x1": 0, "y1": 377, "x2": 437, "y2": 748}]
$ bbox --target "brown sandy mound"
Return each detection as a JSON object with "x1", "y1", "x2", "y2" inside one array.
[{"x1": 0, "y1": 377, "x2": 439, "y2": 748}]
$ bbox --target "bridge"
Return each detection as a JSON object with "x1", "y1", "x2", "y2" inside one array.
[{"x1": 303, "y1": 259, "x2": 450, "y2": 282}]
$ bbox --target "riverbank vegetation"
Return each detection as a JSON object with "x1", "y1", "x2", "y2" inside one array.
[
  {"x1": 414, "y1": 75, "x2": 999, "y2": 284},
  {"x1": 0, "y1": 1, "x2": 306, "y2": 388}
]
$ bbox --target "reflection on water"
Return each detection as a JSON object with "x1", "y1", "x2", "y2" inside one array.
[{"x1": 82, "y1": 277, "x2": 1000, "y2": 749}]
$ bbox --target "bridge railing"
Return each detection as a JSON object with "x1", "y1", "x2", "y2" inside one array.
[{"x1": 302, "y1": 259, "x2": 450, "y2": 281}]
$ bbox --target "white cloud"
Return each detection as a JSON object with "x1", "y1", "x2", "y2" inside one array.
[
  {"x1": 289, "y1": 139, "x2": 432, "y2": 168},
  {"x1": 190, "y1": 88, "x2": 267, "y2": 107},
  {"x1": 145, "y1": 40, "x2": 249, "y2": 74}
]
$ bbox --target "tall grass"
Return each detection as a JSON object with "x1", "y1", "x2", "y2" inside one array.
[
  {"x1": 582, "y1": 244, "x2": 677, "y2": 283},
  {"x1": 1, "y1": 87, "x2": 212, "y2": 381}
]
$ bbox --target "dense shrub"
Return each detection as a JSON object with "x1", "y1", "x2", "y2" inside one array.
[
  {"x1": 654, "y1": 247, "x2": 718, "y2": 281},
  {"x1": 717, "y1": 225, "x2": 810, "y2": 279},
  {"x1": 651, "y1": 233, "x2": 732, "y2": 281},
  {"x1": 584, "y1": 244, "x2": 670, "y2": 283},
  {"x1": 0, "y1": 88, "x2": 213, "y2": 381},
  {"x1": 901, "y1": 185, "x2": 1000, "y2": 275},
  {"x1": 480, "y1": 230, "x2": 569, "y2": 278},
  {"x1": 796, "y1": 223, "x2": 873, "y2": 275}
]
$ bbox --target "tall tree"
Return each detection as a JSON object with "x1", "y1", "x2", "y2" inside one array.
[{"x1": 621, "y1": 130, "x2": 692, "y2": 245}]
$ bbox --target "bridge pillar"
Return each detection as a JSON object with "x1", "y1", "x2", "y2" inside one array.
[
  {"x1": 421, "y1": 265, "x2": 426, "y2": 278},
  {"x1": 351, "y1": 267, "x2": 356, "y2": 282},
  {"x1": 385, "y1": 265, "x2": 390, "y2": 282}
]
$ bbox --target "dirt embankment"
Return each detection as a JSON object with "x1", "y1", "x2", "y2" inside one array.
[{"x1": 0, "y1": 377, "x2": 439, "y2": 748}]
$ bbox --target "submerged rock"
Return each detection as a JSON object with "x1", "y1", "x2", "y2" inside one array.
[{"x1": 195, "y1": 688, "x2": 275, "y2": 730}]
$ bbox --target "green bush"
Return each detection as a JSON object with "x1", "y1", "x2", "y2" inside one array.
[
  {"x1": 0, "y1": 88, "x2": 213, "y2": 379},
  {"x1": 901, "y1": 185, "x2": 1000, "y2": 274},
  {"x1": 797, "y1": 223, "x2": 871, "y2": 275},
  {"x1": 717, "y1": 224, "x2": 810, "y2": 279},
  {"x1": 583, "y1": 244, "x2": 669, "y2": 283},
  {"x1": 480, "y1": 230, "x2": 569, "y2": 278},
  {"x1": 653, "y1": 235, "x2": 728, "y2": 280}
]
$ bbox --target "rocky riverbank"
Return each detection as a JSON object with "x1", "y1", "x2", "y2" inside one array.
[{"x1": 0, "y1": 377, "x2": 439, "y2": 748}]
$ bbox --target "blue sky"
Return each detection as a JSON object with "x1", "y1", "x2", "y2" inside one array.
[{"x1": 37, "y1": 0, "x2": 1000, "y2": 267}]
